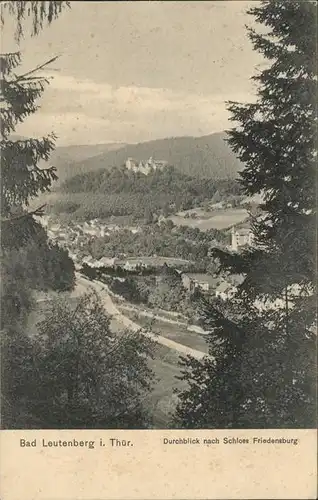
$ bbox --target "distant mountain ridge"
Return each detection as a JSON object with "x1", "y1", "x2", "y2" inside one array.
[
  {"x1": 48, "y1": 142, "x2": 127, "y2": 185},
  {"x1": 63, "y1": 132, "x2": 242, "y2": 181},
  {"x1": 10, "y1": 135, "x2": 126, "y2": 185},
  {"x1": 10, "y1": 132, "x2": 242, "y2": 184}
]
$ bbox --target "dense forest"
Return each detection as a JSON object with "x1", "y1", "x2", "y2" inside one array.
[{"x1": 50, "y1": 166, "x2": 242, "y2": 220}]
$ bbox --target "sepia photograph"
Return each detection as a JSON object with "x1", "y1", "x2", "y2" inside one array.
[{"x1": 0, "y1": 0, "x2": 316, "y2": 439}]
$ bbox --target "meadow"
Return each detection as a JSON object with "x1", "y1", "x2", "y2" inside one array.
[{"x1": 169, "y1": 207, "x2": 248, "y2": 231}]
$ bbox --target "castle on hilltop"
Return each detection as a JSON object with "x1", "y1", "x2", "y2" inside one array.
[{"x1": 125, "y1": 156, "x2": 168, "y2": 175}]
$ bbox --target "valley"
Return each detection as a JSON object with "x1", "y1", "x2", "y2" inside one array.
[{"x1": 28, "y1": 131, "x2": 254, "y2": 428}]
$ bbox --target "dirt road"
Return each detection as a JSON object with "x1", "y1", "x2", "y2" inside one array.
[{"x1": 76, "y1": 274, "x2": 207, "y2": 360}]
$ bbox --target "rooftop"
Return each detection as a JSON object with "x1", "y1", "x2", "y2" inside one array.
[
  {"x1": 216, "y1": 281, "x2": 232, "y2": 293},
  {"x1": 228, "y1": 274, "x2": 245, "y2": 286},
  {"x1": 186, "y1": 273, "x2": 219, "y2": 287}
]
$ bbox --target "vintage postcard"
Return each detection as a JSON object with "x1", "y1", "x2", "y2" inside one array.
[{"x1": 0, "y1": 1, "x2": 317, "y2": 499}]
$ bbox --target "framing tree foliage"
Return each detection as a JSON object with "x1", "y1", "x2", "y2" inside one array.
[
  {"x1": 6, "y1": 293, "x2": 155, "y2": 429},
  {"x1": 0, "y1": 1, "x2": 75, "y2": 321},
  {"x1": 0, "y1": 1, "x2": 70, "y2": 242},
  {"x1": 1, "y1": 1, "x2": 156, "y2": 430},
  {"x1": 0, "y1": 1, "x2": 69, "y2": 41},
  {"x1": 0, "y1": 1, "x2": 75, "y2": 428},
  {"x1": 174, "y1": 0, "x2": 317, "y2": 429}
]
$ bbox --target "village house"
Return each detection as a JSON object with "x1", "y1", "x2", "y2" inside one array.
[
  {"x1": 89, "y1": 218, "x2": 100, "y2": 227},
  {"x1": 210, "y1": 201, "x2": 224, "y2": 210},
  {"x1": 127, "y1": 226, "x2": 142, "y2": 234},
  {"x1": 38, "y1": 215, "x2": 50, "y2": 228},
  {"x1": 240, "y1": 192, "x2": 265, "y2": 206},
  {"x1": 215, "y1": 281, "x2": 234, "y2": 300},
  {"x1": 122, "y1": 257, "x2": 170, "y2": 271},
  {"x1": 123, "y1": 260, "x2": 143, "y2": 271},
  {"x1": 231, "y1": 225, "x2": 254, "y2": 251},
  {"x1": 81, "y1": 222, "x2": 100, "y2": 237},
  {"x1": 181, "y1": 273, "x2": 218, "y2": 294},
  {"x1": 82, "y1": 255, "x2": 95, "y2": 266},
  {"x1": 215, "y1": 274, "x2": 245, "y2": 300},
  {"x1": 95, "y1": 257, "x2": 118, "y2": 268},
  {"x1": 106, "y1": 224, "x2": 120, "y2": 232},
  {"x1": 48, "y1": 222, "x2": 61, "y2": 233}
]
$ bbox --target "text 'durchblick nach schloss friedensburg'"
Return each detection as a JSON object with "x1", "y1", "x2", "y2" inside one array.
[{"x1": 18, "y1": 436, "x2": 300, "y2": 450}]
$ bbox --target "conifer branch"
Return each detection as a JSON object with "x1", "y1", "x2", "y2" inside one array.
[
  {"x1": 1, "y1": 205, "x2": 47, "y2": 224},
  {"x1": 15, "y1": 55, "x2": 60, "y2": 82}
]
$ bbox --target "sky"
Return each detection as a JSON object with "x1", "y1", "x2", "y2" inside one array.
[{"x1": 2, "y1": 1, "x2": 264, "y2": 146}]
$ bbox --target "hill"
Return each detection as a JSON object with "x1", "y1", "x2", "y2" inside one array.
[
  {"x1": 49, "y1": 166, "x2": 241, "y2": 221},
  {"x1": 10, "y1": 135, "x2": 126, "y2": 185},
  {"x1": 64, "y1": 132, "x2": 242, "y2": 180},
  {"x1": 47, "y1": 142, "x2": 127, "y2": 185}
]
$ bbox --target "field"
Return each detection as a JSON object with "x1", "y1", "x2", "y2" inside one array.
[
  {"x1": 127, "y1": 313, "x2": 209, "y2": 354},
  {"x1": 123, "y1": 313, "x2": 209, "y2": 427},
  {"x1": 169, "y1": 207, "x2": 248, "y2": 231}
]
